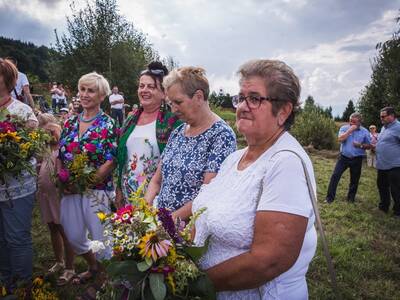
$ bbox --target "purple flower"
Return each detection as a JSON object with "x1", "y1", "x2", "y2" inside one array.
[
  {"x1": 58, "y1": 169, "x2": 70, "y2": 183},
  {"x1": 157, "y1": 208, "x2": 182, "y2": 243},
  {"x1": 65, "y1": 153, "x2": 73, "y2": 161}
]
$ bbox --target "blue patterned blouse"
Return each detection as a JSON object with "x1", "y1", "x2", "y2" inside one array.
[{"x1": 156, "y1": 120, "x2": 236, "y2": 211}]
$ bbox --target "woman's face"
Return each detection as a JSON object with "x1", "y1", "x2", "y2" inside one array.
[
  {"x1": 138, "y1": 75, "x2": 164, "y2": 109},
  {"x1": 165, "y1": 83, "x2": 198, "y2": 124},
  {"x1": 78, "y1": 84, "x2": 103, "y2": 110},
  {"x1": 236, "y1": 76, "x2": 281, "y2": 142}
]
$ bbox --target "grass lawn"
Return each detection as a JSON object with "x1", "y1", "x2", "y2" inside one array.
[{"x1": 29, "y1": 152, "x2": 400, "y2": 299}]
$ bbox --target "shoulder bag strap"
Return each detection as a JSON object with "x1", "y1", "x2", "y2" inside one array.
[{"x1": 256, "y1": 149, "x2": 340, "y2": 299}]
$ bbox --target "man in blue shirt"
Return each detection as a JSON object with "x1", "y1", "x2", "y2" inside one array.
[
  {"x1": 375, "y1": 107, "x2": 400, "y2": 216},
  {"x1": 326, "y1": 112, "x2": 371, "y2": 203}
]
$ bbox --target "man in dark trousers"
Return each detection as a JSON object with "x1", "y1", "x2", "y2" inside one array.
[
  {"x1": 326, "y1": 112, "x2": 371, "y2": 203},
  {"x1": 375, "y1": 107, "x2": 400, "y2": 216}
]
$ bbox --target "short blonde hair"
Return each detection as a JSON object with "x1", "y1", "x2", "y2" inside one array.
[
  {"x1": 78, "y1": 72, "x2": 111, "y2": 98},
  {"x1": 163, "y1": 67, "x2": 209, "y2": 100},
  {"x1": 37, "y1": 113, "x2": 58, "y2": 127}
]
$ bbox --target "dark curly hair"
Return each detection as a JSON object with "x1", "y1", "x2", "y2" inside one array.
[{"x1": 140, "y1": 61, "x2": 169, "y2": 91}]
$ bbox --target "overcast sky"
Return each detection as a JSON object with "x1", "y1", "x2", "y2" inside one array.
[{"x1": 1, "y1": 0, "x2": 399, "y2": 115}]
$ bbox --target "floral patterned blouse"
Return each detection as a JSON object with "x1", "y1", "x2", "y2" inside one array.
[
  {"x1": 155, "y1": 120, "x2": 237, "y2": 211},
  {"x1": 58, "y1": 112, "x2": 118, "y2": 191}
]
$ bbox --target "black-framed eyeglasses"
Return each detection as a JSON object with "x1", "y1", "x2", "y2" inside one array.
[
  {"x1": 140, "y1": 69, "x2": 165, "y2": 76},
  {"x1": 231, "y1": 94, "x2": 279, "y2": 109}
]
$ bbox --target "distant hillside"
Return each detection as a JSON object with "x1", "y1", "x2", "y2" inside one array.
[{"x1": 0, "y1": 36, "x2": 52, "y2": 81}]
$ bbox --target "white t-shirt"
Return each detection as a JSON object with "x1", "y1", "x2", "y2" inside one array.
[
  {"x1": 7, "y1": 98, "x2": 38, "y2": 123},
  {"x1": 11, "y1": 72, "x2": 29, "y2": 98},
  {"x1": 109, "y1": 93, "x2": 124, "y2": 109},
  {"x1": 122, "y1": 121, "x2": 160, "y2": 199},
  {"x1": 193, "y1": 132, "x2": 317, "y2": 300}
]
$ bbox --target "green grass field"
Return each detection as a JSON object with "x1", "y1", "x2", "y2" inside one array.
[{"x1": 30, "y1": 153, "x2": 400, "y2": 299}]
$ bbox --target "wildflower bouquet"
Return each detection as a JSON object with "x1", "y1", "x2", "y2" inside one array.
[
  {"x1": 57, "y1": 151, "x2": 97, "y2": 194},
  {"x1": 0, "y1": 110, "x2": 50, "y2": 181},
  {"x1": 96, "y1": 187, "x2": 215, "y2": 300}
]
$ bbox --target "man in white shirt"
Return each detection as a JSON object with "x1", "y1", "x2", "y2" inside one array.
[
  {"x1": 109, "y1": 86, "x2": 124, "y2": 126},
  {"x1": 8, "y1": 57, "x2": 35, "y2": 108}
]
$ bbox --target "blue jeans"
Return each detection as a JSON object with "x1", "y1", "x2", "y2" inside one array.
[
  {"x1": 111, "y1": 108, "x2": 123, "y2": 127},
  {"x1": 0, "y1": 193, "x2": 35, "y2": 283}
]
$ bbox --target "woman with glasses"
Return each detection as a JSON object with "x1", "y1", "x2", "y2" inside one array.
[
  {"x1": 116, "y1": 62, "x2": 181, "y2": 208},
  {"x1": 145, "y1": 66, "x2": 236, "y2": 220},
  {"x1": 192, "y1": 60, "x2": 317, "y2": 299}
]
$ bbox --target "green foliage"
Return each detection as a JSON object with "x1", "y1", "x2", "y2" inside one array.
[
  {"x1": 358, "y1": 15, "x2": 400, "y2": 127},
  {"x1": 51, "y1": 0, "x2": 158, "y2": 105},
  {"x1": 0, "y1": 36, "x2": 51, "y2": 81},
  {"x1": 208, "y1": 90, "x2": 234, "y2": 108},
  {"x1": 342, "y1": 99, "x2": 356, "y2": 121},
  {"x1": 303, "y1": 95, "x2": 333, "y2": 119},
  {"x1": 291, "y1": 109, "x2": 338, "y2": 150}
]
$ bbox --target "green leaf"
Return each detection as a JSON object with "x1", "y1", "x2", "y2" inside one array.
[
  {"x1": 106, "y1": 260, "x2": 145, "y2": 283},
  {"x1": 137, "y1": 260, "x2": 152, "y2": 272},
  {"x1": 149, "y1": 273, "x2": 166, "y2": 300},
  {"x1": 183, "y1": 236, "x2": 210, "y2": 263},
  {"x1": 145, "y1": 256, "x2": 153, "y2": 266},
  {"x1": 188, "y1": 273, "x2": 216, "y2": 300}
]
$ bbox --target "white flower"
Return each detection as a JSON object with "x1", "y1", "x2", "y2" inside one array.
[{"x1": 88, "y1": 240, "x2": 105, "y2": 253}]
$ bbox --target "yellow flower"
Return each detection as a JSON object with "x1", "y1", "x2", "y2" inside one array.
[
  {"x1": 33, "y1": 277, "x2": 44, "y2": 286},
  {"x1": 166, "y1": 246, "x2": 177, "y2": 265},
  {"x1": 20, "y1": 142, "x2": 32, "y2": 152},
  {"x1": 0, "y1": 131, "x2": 21, "y2": 142},
  {"x1": 28, "y1": 131, "x2": 39, "y2": 140},
  {"x1": 166, "y1": 273, "x2": 176, "y2": 295},
  {"x1": 70, "y1": 153, "x2": 89, "y2": 173},
  {"x1": 96, "y1": 211, "x2": 107, "y2": 222}
]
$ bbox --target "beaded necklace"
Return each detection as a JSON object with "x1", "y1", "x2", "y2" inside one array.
[{"x1": 79, "y1": 109, "x2": 102, "y2": 123}]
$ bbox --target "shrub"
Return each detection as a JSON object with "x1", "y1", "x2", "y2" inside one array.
[{"x1": 291, "y1": 109, "x2": 338, "y2": 150}]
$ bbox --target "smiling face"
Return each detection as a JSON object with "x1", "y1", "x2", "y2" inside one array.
[
  {"x1": 78, "y1": 84, "x2": 104, "y2": 110},
  {"x1": 236, "y1": 76, "x2": 283, "y2": 143},
  {"x1": 137, "y1": 75, "x2": 165, "y2": 110}
]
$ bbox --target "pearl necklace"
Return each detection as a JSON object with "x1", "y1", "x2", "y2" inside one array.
[{"x1": 79, "y1": 109, "x2": 102, "y2": 123}]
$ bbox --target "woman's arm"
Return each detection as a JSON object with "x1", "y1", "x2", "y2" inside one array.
[
  {"x1": 206, "y1": 211, "x2": 307, "y2": 291},
  {"x1": 173, "y1": 172, "x2": 217, "y2": 221},
  {"x1": 144, "y1": 163, "x2": 162, "y2": 205},
  {"x1": 93, "y1": 160, "x2": 115, "y2": 184}
]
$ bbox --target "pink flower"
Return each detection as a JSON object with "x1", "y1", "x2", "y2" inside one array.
[
  {"x1": 0, "y1": 121, "x2": 16, "y2": 133},
  {"x1": 100, "y1": 129, "x2": 108, "y2": 139},
  {"x1": 58, "y1": 169, "x2": 70, "y2": 183},
  {"x1": 66, "y1": 141, "x2": 79, "y2": 153},
  {"x1": 90, "y1": 131, "x2": 100, "y2": 139},
  {"x1": 84, "y1": 143, "x2": 97, "y2": 153}
]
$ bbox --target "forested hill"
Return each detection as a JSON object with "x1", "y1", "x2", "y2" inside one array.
[{"x1": 0, "y1": 36, "x2": 52, "y2": 81}]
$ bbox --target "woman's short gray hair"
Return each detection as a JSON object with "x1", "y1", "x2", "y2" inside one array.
[
  {"x1": 237, "y1": 59, "x2": 301, "y2": 130},
  {"x1": 163, "y1": 67, "x2": 209, "y2": 100},
  {"x1": 78, "y1": 72, "x2": 111, "y2": 98}
]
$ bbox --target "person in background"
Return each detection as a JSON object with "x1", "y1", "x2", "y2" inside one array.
[
  {"x1": 375, "y1": 107, "x2": 400, "y2": 217},
  {"x1": 36, "y1": 113, "x2": 75, "y2": 286},
  {"x1": 59, "y1": 107, "x2": 70, "y2": 123},
  {"x1": 51, "y1": 82, "x2": 60, "y2": 113},
  {"x1": 70, "y1": 97, "x2": 83, "y2": 116},
  {"x1": 325, "y1": 112, "x2": 371, "y2": 203},
  {"x1": 0, "y1": 58, "x2": 38, "y2": 290},
  {"x1": 366, "y1": 124, "x2": 378, "y2": 168},
  {"x1": 7, "y1": 57, "x2": 35, "y2": 108},
  {"x1": 116, "y1": 62, "x2": 181, "y2": 208},
  {"x1": 109, "y1": 86, "x2": 124, "y2": 127},
  {"x1": 56, "y1": 83, "x2": 67, "y2": 112},
  {"x1": 192, "y1": 59, "x2": 317, "y2": 299},
  {"x1": 145, "y1": 66, "x2": 236, "y2": 220}
]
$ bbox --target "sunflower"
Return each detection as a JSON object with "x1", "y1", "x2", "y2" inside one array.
[{"x1": 138, "y1": 232, "x2": 172, "y2": 261}]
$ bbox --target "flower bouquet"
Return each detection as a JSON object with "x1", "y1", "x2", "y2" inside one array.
[
  {"x1": 0, "y1": 110, "x2": 50, "y2": 181},
  {"x1": 95, "y1": 186, "x2": 215, "y2": 300},
  {"x1": 57, "y1": 151, "x2": 97, "y2": 194}
]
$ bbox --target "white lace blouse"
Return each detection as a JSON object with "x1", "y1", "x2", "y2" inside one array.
[{"x1": 192, "y1": 132, "x2": 317, "y2": 300}]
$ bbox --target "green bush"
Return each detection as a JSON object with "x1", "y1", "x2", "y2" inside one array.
[{"x1": 291, "y1": 109, "x2": 338, "y2": 150}]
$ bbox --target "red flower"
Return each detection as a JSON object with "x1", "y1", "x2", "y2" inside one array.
[
  {"x1": 66, "y1": 141, "x2": 79, "y2": 153},
  {"x1": 0, "y1": 121, "x2": 16, "y2": 133},
  {"x1": 100, "y1": 129, "x2": 108, "y2": 139},
  {"x1": 90, "y1": 131, "x2": 100, "y2": 139},
  {"x1": 58, "y1": 169, "x2": 70, "y2": 183},
  {"x1": 84, "y1": 143, "x2": 97, "y2": 153}
]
